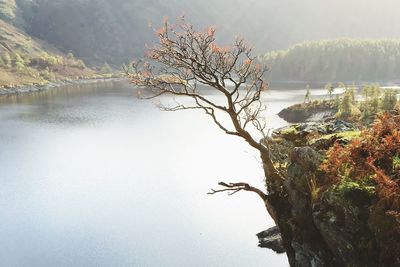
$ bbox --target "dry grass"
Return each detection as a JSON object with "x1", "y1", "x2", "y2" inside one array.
[
  {"x1": 0, "y1": 20, "x2": 97, "y2": 87},
  {"x1": 0, "y1": 69, "x2": 40, "y2": 86}
]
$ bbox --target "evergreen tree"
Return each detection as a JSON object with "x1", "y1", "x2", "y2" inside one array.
[
  {"x1": 334, "y1": 94, "x2": 341, "y2": 108},
  {"x1": 304, "y1": 85, "x2": 311, "y2": 103},
  {"x1": 339, "y1": 91, "x2": 353, "y2": 118},
  {"x1": 348, "y1": 86, "x2": 356, "y2": 103},
  {"x1": 380, "y1": 89, "x2": 398, "y2": 111},
  {"x1": 325, "y1": 83, "x2": 334, "y2": 100},
  {"x1": 370, "y1": 85, "x2": 381, "y2": 114}
]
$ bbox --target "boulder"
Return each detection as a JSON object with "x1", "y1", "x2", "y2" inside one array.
[{"x1": 257, "y1": 226, "x2": 286, "y2": 253}]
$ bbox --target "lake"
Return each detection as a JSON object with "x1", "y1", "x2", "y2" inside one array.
[{"x1": 0, "y1": 81, "x2": 317, "y2": 266}]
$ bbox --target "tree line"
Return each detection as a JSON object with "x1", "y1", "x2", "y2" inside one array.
[{"x1": 262, "y1": 39, "x2": 400, "y2": 82}]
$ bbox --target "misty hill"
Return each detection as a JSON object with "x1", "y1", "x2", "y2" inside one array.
[
  {"x1": 4, "y1": 0, "x2": 400, "y2": 68},
  {"x1": 20, "y1": 0, "x2": 248, "y2": 66},
  {"x1": 0, "y1": 18, "x2": 95, "y2": 87},
  {"x1": 4, "y1": 0, "x2": 214, "y2": 66},
  {"x1": 262, "y1": 39, "x2": 400, "y2": 82}
]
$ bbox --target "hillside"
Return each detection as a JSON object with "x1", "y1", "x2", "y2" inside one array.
[
  {"x1": 0, "y1": 19, "x2": 96, "y2": 87},
  {"x1": 21, "y1": 0, "x2": 244, "y2": 66},
  {"x1": 262, "y1": 39, "x2": 400, "y2": 82},
  {"x1": 4, "y1": 0, "x2": 400, "y2": 67},
  {"x1": 3, "y1": 1, "x2": 400, "y2": 81}
]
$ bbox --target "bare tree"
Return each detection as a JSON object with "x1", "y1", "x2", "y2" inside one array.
[{"x1": 126, "y1": 17, "x2": 284, "y2": 222}]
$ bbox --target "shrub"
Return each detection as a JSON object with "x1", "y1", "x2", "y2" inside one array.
[
  {"x1": 75, "y1": 59, "x2": 86, "y2": 69},
  {"x1": 321, "y1": 112, "x2": 400, "y2": 264},
  {"x1": 0, "y1": 0, "x2": 17, "y2": 23},
  {"x1": 66, "y1": 52, "x2": 75, "y2": 60},
  {"x1": 380, "y1": 89, "x2": 398, "y2": 111},
  {"x1": 14, "y1": 61, "x2": 25, "y2": 71},
  {"x1": 336, "y1": 89, "x2": 360, "y2": 119},
  {"x1": 100, "y1": 62, "x2": 112, "y2": 74},
  {"x1": 1, "y1": 51, "x2": 12, "y2": 68},
  {"x1": 321, "y1": 112, "x2": 400, "y2": 217},
  {"x1": 0, "y1": 54, "x2": 5, "y2": 67},
  {"x1": 40, "y1": 67, "x2": 56, "y2": 81},
  {"x1": 12, "y1": 52, "x2": 25, "y2": 68}
]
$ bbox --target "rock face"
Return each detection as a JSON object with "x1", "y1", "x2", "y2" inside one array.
[
  {"x1": 312, "y1": 185, "x2": 379, "y2": 266},
  {"x1": 278, "y1": 103, "x2": 337, "y2": 123},
  {"x1": 258, "y1": 120, "x2": 400, "y2": 267},
  {"x1": 282, "y1": 147, "x2": 337, "y2": 266},
  {"x1": 272, "y1": 119, "x2": 358, "y2": 149}
]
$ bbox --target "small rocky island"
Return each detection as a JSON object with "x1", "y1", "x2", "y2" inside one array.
[{"x1": 278, "y1": 101, "x2": 337, "y2": 123}]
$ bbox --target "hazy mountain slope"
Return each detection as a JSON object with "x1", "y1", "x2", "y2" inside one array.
[
  {"x1": 0, "y1": 19, "x2": 95, "y2": 87},
  {"x1": 23, "y1": 0, "x2": 184, "y2": 66},
  {"x1": 6, "y1": 0, "x2": 400, "y2": 68}
]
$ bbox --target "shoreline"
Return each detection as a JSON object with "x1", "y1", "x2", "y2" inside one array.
[
  {"x1": 0, "y1": 77, "x2": 128, "y2": 97},
  {"x1": 269, "y1": 80, "x2": 400, "y2": 89}
]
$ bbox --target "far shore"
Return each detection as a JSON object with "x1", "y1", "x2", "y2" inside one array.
[
  {"x1": 269, "y1": 80, "x2": 400, "y2": 89},
  {"x1": 0, "y1": 77, "x2": 128, "y2": 97}
]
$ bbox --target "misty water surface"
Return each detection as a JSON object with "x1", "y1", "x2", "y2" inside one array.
[{"x1": 0, "y1": 81, "x2": 320, "y2": 266}]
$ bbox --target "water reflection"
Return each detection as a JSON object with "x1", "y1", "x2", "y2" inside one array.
[{"x1": 0, "y1": 82, "x2": 127, "y2": 104}]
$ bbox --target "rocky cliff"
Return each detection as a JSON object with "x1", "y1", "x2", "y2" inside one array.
[{"x1": 258, "y1": 115, "x2": 400, "y2": 266}]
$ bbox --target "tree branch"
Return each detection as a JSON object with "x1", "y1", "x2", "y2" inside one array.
[
  {"x1": 208, "y1": 181, "x2": 278, "y2": 221},
  {"x1": 208, "y1": 182, "x2": 267, "y2": 199}
]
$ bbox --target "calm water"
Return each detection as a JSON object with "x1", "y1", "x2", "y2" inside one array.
[{"x1": 0, "y1": 81, "x2": 313, "y2": 267}]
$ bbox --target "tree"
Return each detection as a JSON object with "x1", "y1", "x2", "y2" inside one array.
[
  {"x1": 337, "y1": 81, "x2": 346, "y2": 90},
  {"x1": 337, "y1": 88, "x2": 361, "y2": 119},
  {"x1": 304, "y1": 85, "x2": 311, "y2": 103},
  {"x1": 338, "y1": 90, "x2": 353, "y2": 118},
  {"x1": 128, "y1": 18, "x2": 282, "y2": 193},
  {"x1": 370, "y1": 85, "x2": 381, "y2": 114},
  {"x1": 348, "y1": 84, "x2": 356, "y2": 103},
  {"x1": 380, "y1": 89, "x2": 398, "y2": 111},
  {"x1": 127, "y1": 18, "x2": 340, "y2": 266},
  {"x1": 325, "y1": 82, "x2": 334, "y2": 100},
  {"x1": 362, "y1": 85, "x2": 372, "y2": 102}
]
